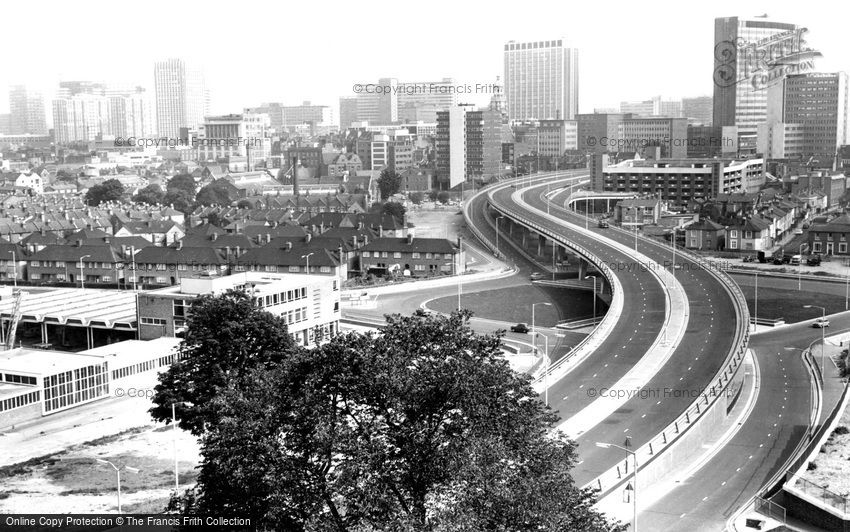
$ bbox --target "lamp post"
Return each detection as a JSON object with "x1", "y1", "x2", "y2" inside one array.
[
  {"x1": 79, "y1": 254, "x2": 91, "y2": 290},
  {"x1": 531, "y1": 302, "x2": 552, "y2": 357},
  {"x1": 95, "y1": 459, "x2": 139, "y2": 513},
  {"x1": 803, "y1": 304, "x2": 827, "y2": 372},
  {"x1": 596, "y1": 442, "x2": 638, "y2": 531},
  {"x1": 495, "y1": 215, "x2": 501, "y2": 253},
  {"x1": 8, "y1": 250, "x2": 16, "y2": 288},
  {"x1": 537, "y1": 331, "x2": 550, "y2": 406},
  {"x1": 130, "y1": 245, "x2": 137, "y2": 291},
  {"x1": 170, "y1": 402, "x2": 192, "y2": 491},
  {"x1": 798, "y1": 243, "x2": 805, "y2": 290},
  {"x1": 301, "y1": 252, "x2": 314, "y2": 275},
  {"x1": 753, "y1": 271, "x2": 759, "y2": 333},
  {"x1": 585, "y1": 275, "x2": 598, "y2": 321}
]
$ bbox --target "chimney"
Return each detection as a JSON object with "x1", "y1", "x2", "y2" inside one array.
[
  {"x1": 407, "y1": 233, "x2": 413, "y2": 245},
  {"x1": 212, "y1": 233, "x2": 218, "y2": 241},
  {"x1": 305, "y1": 233, "x2": 312, "y2": 243},
  {"x1": 457, "y1": 235, "x2": 463, "y2": 250},
  {"x1": 104, "y1": 236, "x2": 110, "y2": 244},
  {"x1": 352, "y1": 236, "x2": 357, "y2": 248},
  {"x1": 40, "y1": 227, "x2": 46, "y2": 236},
  {"x1": 225, "y1": 246, "x2": 231, "y2": 257},
  {"x1": 236, "y1": 245, "x2": 241, "y2": 256},
  {"x1": 86, "y1": 223, "x2": 93, "y2": 231},
  {"x1": 76, "y1": 239, "x2": 82, "y2": 247},
  {"x1": 379, "y1": 225, "x2": 383, "y2": 238},
  {"x1": 177, "y1": 241, "x2": 183, "y2": 250},
  {"x1": 286, "y1": 241, "x2": 293, "y2": 251},
  {"x1": 363, "y1": 234, "x2": 369, "y2": 245},
  {"x1": 265, "y1": 233, "x2": 271, "y2": 244}
]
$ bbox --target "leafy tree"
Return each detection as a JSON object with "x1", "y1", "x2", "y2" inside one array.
[
  {"x1": 85, "y1": 178, "x2": 124, "y2": 206},
  {"x1": 237, "y1": 199, "x2": 253, "y2": 209},
  {"x1": 437, "y1": 190, "x2": 450, "y2": 204},
  {"x1": 195, "y1": 183, "x2": 233, "y2": 207},
  {"x1": 167, "y1": 174, "x2": 197, "y2": 197},
  {"x1": 163, "y1": 189, "x2": 194, "y2": 214},
  {"x1": 377, "y1": 168, "x2": 402, "y2": 200},
  {"x1": 149, "y1": 290, "x2": 296, "y2": 436},
  {"x1": 409, "y1": 191, "x2": 424, "y2": 205},
  {"x1": 174, "y1": 310, "x2": 623, "y2": 532},
  {"x1": 205, "y1": 212, "x2": 226, "y2": 228},
  {"x1": 428, "y1": 189, "x2": 440, "y2": 202},
  {"x1": 382, "y1": 201, "x2": 407, "y2": 221},
  {"x1": 132, "y1": 184, "x2": 165, "y2": 205}
]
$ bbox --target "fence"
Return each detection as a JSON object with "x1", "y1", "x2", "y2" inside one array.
[{"x1": 755, "y1": 496, "x2": 787, "y2": 524}]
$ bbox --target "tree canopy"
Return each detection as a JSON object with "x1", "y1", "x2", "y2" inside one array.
[
  {"x1": 167, "y1": 174, "x2": 197, "y2": 197},
  {"x1": 377, "y1": 168, "x2": 402, "y2": 200},
  {"x1": 161, "y1": 304, "x2": 622, "y2": 532},
  {"x1": 132, "y1": 184, "x2": 165, "y2": 205},
  {"x1": 85, "y1": 178, "x2": 125, "y2": 206},
  {"x1": 195, "y1": 182, "x2": 234, "y2": 207}
]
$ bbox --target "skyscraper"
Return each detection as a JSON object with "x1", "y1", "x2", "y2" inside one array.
[
  {"x1": 52, "y1": 82, "x2": 111, "y2": 143},
  {"x1": 354, "y1": 77, "x2": 398, "y2": 125},
  {"x1": 758, "y1": 72, "x2": 849, "y2": 165},
  {"x1": 154, "y1": 58, "x2": 209, "y2": 138},
  {"x1": 436, "y1": 104, "x2": 501, "y2": 188},
  {"x1": 397, "y1": 78, "x2": 458, "y2": 123},
  {"x1": 682, "y1": 96, "x2": 713, "y2": 125},
  {"x1": 712, "y1": 16, "x2": 819, "y2": 153},
  {"x1": 9, "y1": 85, "x2": 47, "y2": 135},
  {"x1": 107, "y1": 85, "x2": 154, "y2": 138},
  {"x1": 503, "y1": 39, "x2": 579, "y2": 121}
]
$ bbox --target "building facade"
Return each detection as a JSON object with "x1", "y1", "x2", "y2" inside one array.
[
  {"x1": 503, "y1": 39, "x2": 579, "y2": 121},
  {"x1": 154, "y1": 58, "x2": 209, "y2": 139},
  {"x1": 436, "y1": 105, "x2": 501, "y2": 188},
  {"x1": 9, "y1": 85, "x2": 47, "y2": 135}
]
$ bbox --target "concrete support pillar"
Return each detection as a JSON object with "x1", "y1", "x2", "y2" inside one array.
[
  {"x1": 41, "y1": 323, "x2": 48, "y2": 344},
  {"x1": 521, "y1": 227, "x2": 528, "y2": 247},
  {"x1": 537, "y1": 234, "x2": 545, "y2": 257},
  {"x1": 86, "y1": 327, "x2": 93, "y2": 349},
  {"x1": 578, "y1": 258, "x2": 588, "y2": 279}
]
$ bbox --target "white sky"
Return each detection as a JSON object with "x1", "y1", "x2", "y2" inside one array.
[{"x1": 1, "y1": 0, "x2": 848, "y2": 121}]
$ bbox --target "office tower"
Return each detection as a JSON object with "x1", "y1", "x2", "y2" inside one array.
[
  {"x1": 436, "y1": 104, "x2": 501, "y2": 188},
  {"x1": 9, "y1": 85, "x2": 47, "y2": 135},
  {"x1": 52, "y1": 82, "x2": 112, "y2": 143},
  {"x1": 245, "y1": 103, "x2": 284, "y2": 132},
  {"x1": 339, "y1": 97, "x2": 358, "y2": 130},
  {"x1": 576, "y1": 113, "x2": 631, "y2": 154},
  {"x1": 107, "y1": 85, "x2": 154, "y2": 138},
  {"x1": 617, "y1": 117, "x2": 689, "y2": 158},
  {"x1": 397, "y1": 78, "x2": 458, "y2": 123},
  {"x1": 154, "y1": 58, "x2": 209, "y2": 138},
  {"x1": 196, "y1": 113, "x2": 271, "y2": 166},
  {"x1": 713, "y1": 16, "x2": 817, "y2": 153},
  {"x1": 503, "y1": 39, "x2": 579, "y2": 121},
  {"x1": 620, "y1": 97, "x2": 661, "y2": 117},
  {"x1": 682, "y1": 96, "x2": 713, "y2": 125},
  {"x1": 355, "y1": 77, "x2": 398, "y2": 124},
  {"x1": 758, "y1": 72, "x2": 849, "y2": 165},
  {"x1": 281, "y1": 102, "x2": 334, "y2": 129}
]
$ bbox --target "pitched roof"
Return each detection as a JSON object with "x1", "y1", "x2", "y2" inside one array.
[
  {"x1": 134, "y1": 245, "x2": 225, "y2": 265},
  {"x1": 29, "y1": 244, "x2": 122, "y2": 263},
  {"x1": 360, "y1": 237, "x2": 456, "y2": 254}
]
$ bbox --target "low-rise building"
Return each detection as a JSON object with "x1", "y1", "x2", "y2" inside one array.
[
  {"x1": 808, "y1": 213, "x2": 850, "y2": 255},
  {"x1": 685, "y1": 219, "x2": 725, "y2": 251},
  {"x1": 136, "y1": 272, "x2": 340, "y2": 346},
  {"x1": 359, "y1": 235, "x2": 463, "y2": 277}
]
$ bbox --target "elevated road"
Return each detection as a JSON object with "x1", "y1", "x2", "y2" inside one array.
[{"x1": 472, "y1": 173, "x2": 749, "y2": 486}]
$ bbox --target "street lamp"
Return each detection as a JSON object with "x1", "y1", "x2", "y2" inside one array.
[
  {"x1": 301, "y1": 252, "x2": 314, "y2": 275},
  {"x1": 79, "y1": 254, "x2": 91, "y2": 290},
  {"x1": 494, "y1": 215, "x2": 502, "y2": 253},
  {"x1": 585, "y1": 275, "x2": 598, "y2": 321},
  {"x1": 95, "y1": 459, "x2": 139, "y2": 513},
  {"x1": 537, "y1": 331, "x2": 549, "y2": 406},
  {"x1": 8, "y1": 250, "x2": 16, "y2": 288},
  {"x1": 171, "y1": 401, "x2": 192, "y2": 491},
  {"x1": 531, "y1": 302, "x2": 552, "y2": 356},
  {"x1": 753, "y1": 271, "x2": 759, "y2": 333},
  {"x1": 596, "y1": 442, "x2": 638, "y2": 531},
  {"x1": 803, "y1": 304, "x2": 827, "y2": 373},
  {"x1": 798, "y1": 243, "x2": 805, "y2": 291}
]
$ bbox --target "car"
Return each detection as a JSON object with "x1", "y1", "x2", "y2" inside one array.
[
  {"x1": 742, "y1": 255, "x2": 755, "y2": 263},
  {"x1": 597, "y1": 219, "x2": 610, "y2": 228},
  {"x1": 813, "y1": 318, "x2": 830, "y2": 328},
  {"x1": 510, "y1": 323, "x2": 530, "y2": 334},
  {"x1": 807, "y1": 255, "x2": 822, "y2": 266},
  {"x1": 772, "y1": 257, "x2": 784, "y2": 265},
  {"x1": 529, "y1": 272, "x2": 544, "y2": 281},
  {"x1": 794, "y1": 228, "x2": 804, "y2": 235}
]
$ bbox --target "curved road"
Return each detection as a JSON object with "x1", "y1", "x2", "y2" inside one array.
[{"x1": 480, "y1": 174, "x2": 745, "y2": 484}]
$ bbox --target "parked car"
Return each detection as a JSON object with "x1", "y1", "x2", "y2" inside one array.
[
  {"x1": 807, "y1": 254, "x2": 822, "y2": 266},
  {"x1": 772, "y1": 256, "x2": 784, "y2": 265},
  {"x1": 529, "y1": 272, "x2": 544, "y2": 281},
  {"x1": 794, "y1": 228, "x2": 804, "y2": 235},
  {"x1": 813, "y1": 318, "x2": 830, "y2": 328},
  {"x1": 742, "y1": 255, "x2": 755, "y2": 263},
  {"x1": 510, "y1": 323, "x2": 530, "y2": 334},
  {"x1": 789, "y1": 254, "x2": 801, "y2": 266},
  {"x1": 597, "y1": 218, "x2": 609, "y2": 228}
]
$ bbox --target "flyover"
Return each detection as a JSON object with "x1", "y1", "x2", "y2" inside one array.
[{"x1": 465, "y1": 172, "x2": 750, "y2": 501}]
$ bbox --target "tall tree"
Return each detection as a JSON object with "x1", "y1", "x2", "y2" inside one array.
[
  {"x1": 163, "y1": 188, "x2": 194, "y2": 214},
  {"x1": 132, "y1": 184, "x2": 165, "y2": 205},
  {"x1": 377, "y1": 168, "x2": 402, "y2": 200},
  {"x1": 167, "y1": 174, "x2": 197, "y2": 197},
  {"x1": 149, "y1": 290, "x2": 296, "y2": 436},
  {"x1": 381, "y1": 201, "x2": 406, "y2": 222},
  {"x1": 85, "y1": 178, "x2": 124, "y2": 205},
  {"x1": 174, "y1": 310, "x2": 623, "y2": 531},
  {"x1": 195, "y1": 183, "x2": 233, "y2": 206}
]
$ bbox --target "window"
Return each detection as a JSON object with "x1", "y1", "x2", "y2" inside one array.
[
  {"x1": 363, "y1": 251, "x2": 370, "y2": 258},
  {"x1": 393, "y1": 252, "x2": 402, "y2": 258},
  {"x1": 813, "y1": 242, "x2": 822, "y2": 252},
  {"x1": 56, "y1": 261, "x2": 65, "y2": 268},
  {"x1": 156, "y1": 263, "x2": 166, "y2": 271},
  {"x1": 30, "y1": 273, "x2": 41, "y2": 280},
  {"x1": 265, "y1": 265, "x2": 277, "y2": 272},
  {"x1": 425, "y1": 253, "x2": 433, "y2": 259},
  {"x1": 320, "y1": 266, "x2": 331, "y2": 273},
  {"x1": 411, "y1": 252, "x2": 420, "y2": 259},
  {"x1": 381, "y1": 252, "x2": 388, "y2": 258},
  {"x1": 730, "y1": 240, "x2": 738, "y2": 250},
  {"x1": 730, "y1": 230, "x2": 738, "y2": 239},
  {"x1": 289, "y1": 266, "x2": 300, "y2": 273},
  {"x1": 31, "y1": 261, "x2": 40, "y2": 267},
  {"x1": 745, "y1": 231, "x2": 753, "y2": 239},
  {"x1": 414, "y1": 264, "x2": 425, "y2": 271},
  {"x1": 840, "y1": 243, "x2": 848, "y2": 254}
]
